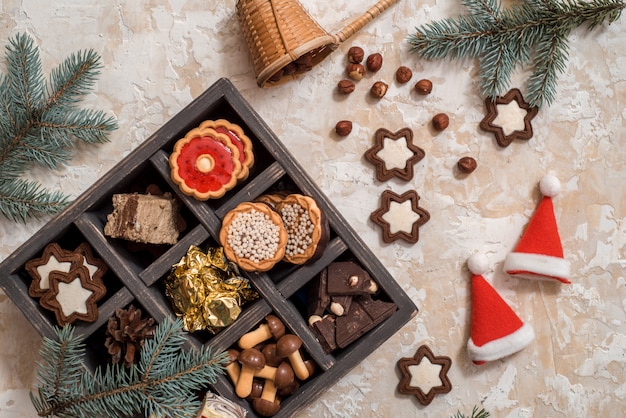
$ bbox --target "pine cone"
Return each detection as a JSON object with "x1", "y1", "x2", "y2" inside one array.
[{"x1": 105, "y1": 305, "x2": 156, "y2": 367}]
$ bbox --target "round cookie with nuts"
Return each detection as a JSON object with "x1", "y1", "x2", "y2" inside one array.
[
  {"x1": 275, "y1": 194, "x2": 330, "y2": 265},
  {"x1": 219, "y1": 202, "x2": 288, "y2": 272}
]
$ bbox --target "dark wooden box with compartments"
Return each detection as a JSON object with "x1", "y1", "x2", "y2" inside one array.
[{"x1": 0, "y1": 78, "x2": 417, "y2": 417}]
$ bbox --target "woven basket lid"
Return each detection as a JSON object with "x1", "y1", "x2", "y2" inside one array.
[{"x1": 237, "y1": 0, "x2": 399, "y2": 87}]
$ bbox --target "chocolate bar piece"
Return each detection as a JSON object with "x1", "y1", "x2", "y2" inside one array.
[
  {"x1": 326, "y1": 261, "x2": 377, "y2": 296},
  {"x1": 310, "y1": 315, "x2": 337, "y2": 353},
  {"x1": 358, "y1": 295, "x2": 397, "y2": 328},
  {"x1": 335, "y1": 295, "x2": 397, "y2": 348},
  {"x1": 307, "y1": 267, "x2": 330, "y2": 317}
]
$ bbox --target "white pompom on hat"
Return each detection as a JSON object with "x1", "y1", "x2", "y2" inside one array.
[{"x1": 539, "y1": 174, "x2": 561, "y2": 197}]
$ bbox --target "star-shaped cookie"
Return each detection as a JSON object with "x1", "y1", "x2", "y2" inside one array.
[
  {"x1": 26, "y1": 242, "x2": 108, "y2": 297},
  {"x1": 25, "y1": 243, "x2": 81, "y2": 298},
  {"x1": 479, "y1": 88, "x2": 539, "y2": 147},
  {"x1": 74, "y1": 242, "x2": 108, "y2": 283},
  {"x1": 364, "y1": 128, "x2": 425, "y2": 181},
  {"x1": 39, "y1": 265, "x2": 107, "y2": 326},
  {"x1": 370, "y1": 190, "x2": 430, "y2": 243},
  {"x1": 397, "y1": 345, "x2": 452, "y2": 405}
]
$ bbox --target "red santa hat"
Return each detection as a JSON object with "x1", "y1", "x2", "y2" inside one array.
[
  {"x1": 467, "y1": 254, "x2": 535, "y2": 365},
  {"x1": 503, "y1": 174, "x2": 571, "y2": 284}
]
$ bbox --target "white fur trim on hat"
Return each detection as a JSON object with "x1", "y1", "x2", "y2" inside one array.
[
  {"x1": 540, "y1": 174, "x2": 561, "y2": 197},
  {"x1": 468, "y1": 322, "x2": 535, "y2": 363},
  {"x1": 504, "y1": 252, "x2": 571, "y2": 282}
]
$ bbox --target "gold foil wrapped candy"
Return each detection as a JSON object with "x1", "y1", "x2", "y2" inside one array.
[{"x1": 165, "y1": 245, "x2": 258, "y2": 333}]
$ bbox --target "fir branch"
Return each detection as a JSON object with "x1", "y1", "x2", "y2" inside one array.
[
  {"x1": 139, "y1": 313, "x2": 188, "y2": 381},
  {"x1": 5, "y1": 33, "x2": 45, "y2": 117},
  {"x1": 0, "y1": 32, "x2": 117, "y2": 222},
  {"x1": 41, "y1": 108, "x2": 116, "y2": 145},
  {"x1": 0, "y1": 179, "x2": 70, "y2": 223},
  {"x1": 526, "y1": 27, "x2": 570, "y2": 107},
  {"x1": 45, "y1": 49, "x2": 103, "y2": 113},
  {"x1": 31, "y1": 318, "x2": 228, "y2": 418},
  {"x1": 32, "y1": 326, "x2": 86, "y2": 405},
  {"x1": 408, "y1": 0, "x2": 626, "y2": 107}
]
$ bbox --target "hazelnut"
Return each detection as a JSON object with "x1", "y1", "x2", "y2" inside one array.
[
  {"x1": 296, "y1": 60, "x2": 313, "y2": 73},
  {"x1": 347, "y1": 46, "x2": 364, "y2": 63},
  {"x1": 415, "y1": 79, "x2": 433, "y2": 95},
  {"x1": 370, "y1": 81, "x2": 388, "y2": 99},
  {"x1": 295, "y1": 52, "x2": 313, "y2": 66},
  {"x1": 395, "y1": 66, "x2": 413, "y2": 83},
  {"x1": 335, "y1": 120, "x2": 353, "y2": 136},
  {"x1": 366, "y1": 53, "x2": 383, "y2": 72},
  {"x1": 346, "y1": 63, "x2": 366, "y2": 80},
  {"x1": 268, "y1": 71, "x2": 283, "y2": 83},
  {"x1": 432, "y1": 113, "x2": 449, "y2": 131},
  {"x1": 457, "y1": 156, "x2": 477, "y2": 173},
  {"x1": 337, "y1": 79, "x2": 355, "y2": 94},
  {"x1": 282, "y1": 62, "x2": 297, "y2": 76}
]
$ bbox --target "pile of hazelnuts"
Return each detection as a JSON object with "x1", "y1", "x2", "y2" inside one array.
[
  {"x1": 225, "y1": 314, "x2": 315, "y2": 416},
  {"x1": 334, "y1": 46, "x2": 449, "y2": 138}
]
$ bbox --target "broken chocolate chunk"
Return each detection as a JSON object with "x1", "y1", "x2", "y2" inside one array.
[
  {"x1": 307, "y1": 268, "x2": 331, "y2": 317},
  {"x1": 335, "y1": 295, "x2": 396, "y2": 348},
  {"x1": 310, "y1": 315, "x2": 337, "y2": 353},
  {"x1": 326, "y1": 261, "x2": 377, "y2": 296},
  {"x1": 358, "y1": 295, "x2": 397, "y2": 328}
]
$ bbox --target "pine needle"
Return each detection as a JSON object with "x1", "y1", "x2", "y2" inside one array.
[{"x1": 408, "y1": 0, "x2": 626, "y2": 107}]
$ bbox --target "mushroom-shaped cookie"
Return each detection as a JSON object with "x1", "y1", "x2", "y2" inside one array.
[
  {"x1": 236, "y1": 348, "x2": 266, "y2": 398},
  {"x1": 254, "y1": 361, "x2": 295, "y2": 387},
  {"x1": 169, "y1": 127, "x2": 242, "y2": 201},
  {"x1": 276, "y1": 334, "x2": 310, "y2": 380},
  {"x1": 252, "y1": 395, "x2": 280, "y2": 417},
  {"x1": 225, "y1": 349, "x2": 240, "y2": 385},
  {"x1": 303, "y1": 359, "x2": 316, "y2": 378},
  {"x1": 239, "y1": 315, "x2": 285, "y2": 349},
  {"x1": 252, "y1": 363, "x2": 295, "y2": 417},
  {"x1": 199, "y1": 119, "x2": 254, "y2": 181},
  {"x1": 220, "y1": 202, "x2": 288, "y2": 272},
  {"x1": 248, "y1": 379, "x2": 264, "y2": 400},
  {"x1": 275, "y1": 194, "x2": 330, "y2": 265},
  {"x1": 262, "y1": 343, "x2": 282, "y2": 367},
  {"x1": 277, "y1": 379, "x2": 300, "y2": 397}
]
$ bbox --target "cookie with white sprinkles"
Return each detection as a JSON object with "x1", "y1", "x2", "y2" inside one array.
[
  {"x1": 275, "y1": 194, "x2": 329, "y2": 265},
  {"x1": 219, "y1": 202, "x2": 288, "y2": 272}
]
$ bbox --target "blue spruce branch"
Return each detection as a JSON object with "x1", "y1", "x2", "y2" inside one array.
[
  {"x1": 408, "y1": 0, "x2": 625, "y2": 107},
  {"x1": 0, "y1": 179, "x2": 70, "y2": 223},
  {"x1": 31, "y1": 318, "x2": 228, "y2": 418},
  {"x1": 0, "y1": 33, "x2": 117, "y2": 223}
]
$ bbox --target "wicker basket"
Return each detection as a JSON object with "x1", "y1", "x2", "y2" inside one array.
[{"x1": 236, "y1": 0, "x2": 400, "y2": 87}]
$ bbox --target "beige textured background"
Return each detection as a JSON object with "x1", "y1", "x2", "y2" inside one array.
[{"x1": 0, "y1": 0, "x2": 625, "y2": 417}]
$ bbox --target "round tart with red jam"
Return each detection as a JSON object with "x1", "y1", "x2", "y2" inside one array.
[
  {"x1": 275, "y1": 194, "x2": 329, "y2": 265},
  {"x1": 199, "y1": 119, "x2": 254, "y2": 181},
  {"x1": 169, "y1": 127, "x2": 242, "y2": 200},
  {"x1": 219, "y1": 202, "x2": 288, "y2": 272}
]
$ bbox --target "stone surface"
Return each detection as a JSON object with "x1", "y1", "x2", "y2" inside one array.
[{"x1": 0, "y1": 0, "x2": 625, "y2": 416}]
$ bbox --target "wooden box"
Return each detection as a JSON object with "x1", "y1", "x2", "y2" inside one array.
[{"x1": 0, "y1": 78, "x2": 417, "y2": 417}]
